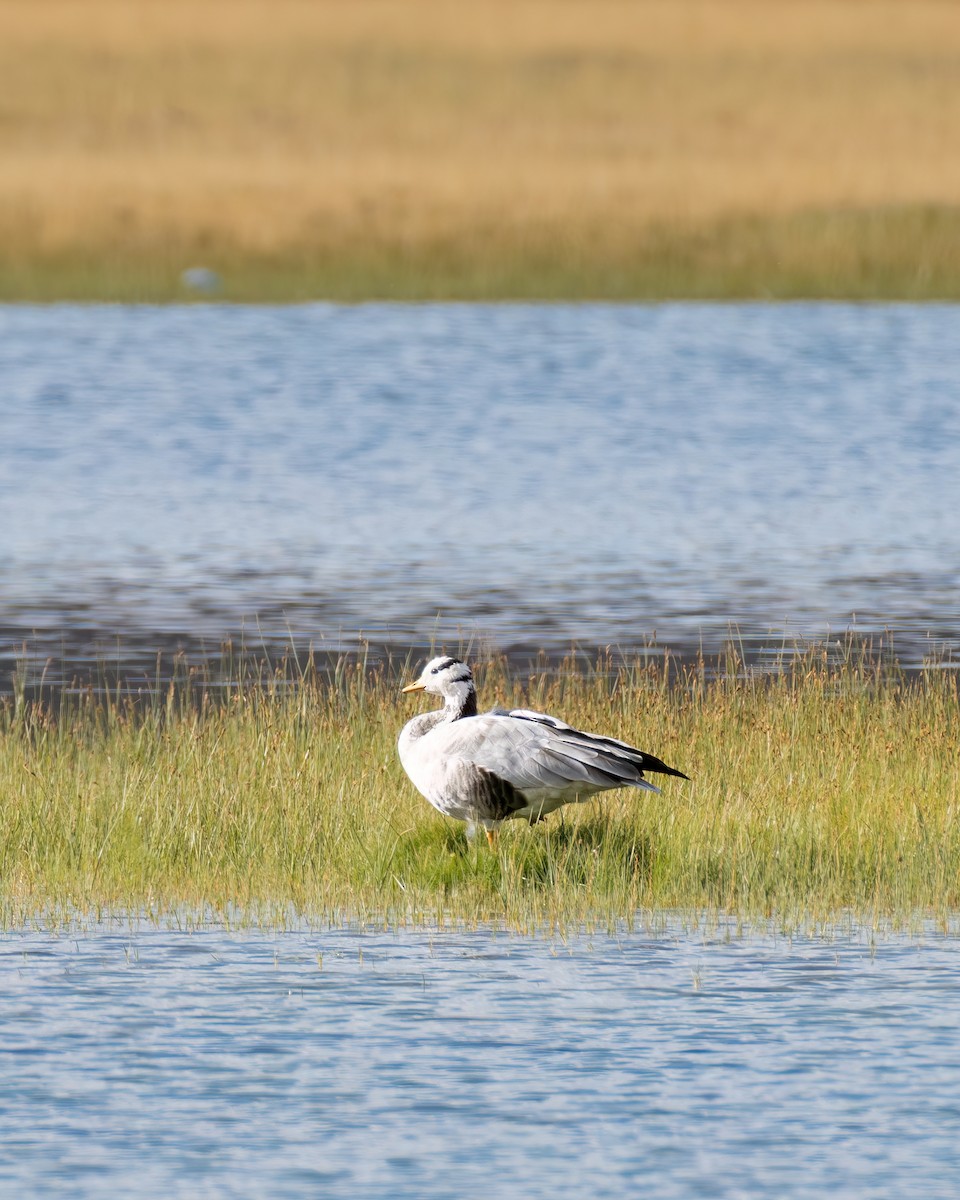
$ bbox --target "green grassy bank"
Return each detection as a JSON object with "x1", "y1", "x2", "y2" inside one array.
[
  {"x1": 3, "y1": 206, "x2": 959, "y2": 303},
  {"x1": 2, "y1": 652, "x2": 958, "y2": 930}
]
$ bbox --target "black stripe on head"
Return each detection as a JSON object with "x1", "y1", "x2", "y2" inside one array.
[{"x1": 431, "y1": 657, "x2": 462, "y2": 675}]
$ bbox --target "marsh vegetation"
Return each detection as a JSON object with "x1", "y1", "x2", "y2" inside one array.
[
  {"x1": 3, "y1": 650, "x2": 958, "y2": 929},
  {"x1": 2, "y1": 0, "x2": 959, "y2": 299}
]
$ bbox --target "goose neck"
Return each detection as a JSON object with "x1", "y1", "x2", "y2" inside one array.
[{"x1": 444, "y1": 684, "x2": 478, "y2": 720}]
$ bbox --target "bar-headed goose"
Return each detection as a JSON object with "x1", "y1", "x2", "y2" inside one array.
[{"x1": 398, "y1": 656, "x2": 688, "y2": 845}]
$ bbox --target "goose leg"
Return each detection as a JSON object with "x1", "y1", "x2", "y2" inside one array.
[{"x1": 485, "y1": 827, "x2": 498, "y2": 849}]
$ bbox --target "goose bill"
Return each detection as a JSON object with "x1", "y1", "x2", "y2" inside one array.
[{"x1": 401, "y1": 679, "x2": 426, "y2": 693}]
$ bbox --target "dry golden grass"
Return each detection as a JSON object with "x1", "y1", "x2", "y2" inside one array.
[{"x1": 2, "y1": 0, "x2": 960, "y2": 297}]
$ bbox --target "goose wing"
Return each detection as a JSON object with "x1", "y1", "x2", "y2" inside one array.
[
  {"x1": 423, "y1": 708, "x2": 684, "y2": 797},
  {"x1": 507, "y1": 708, "x2": 689, "y2": 780}
]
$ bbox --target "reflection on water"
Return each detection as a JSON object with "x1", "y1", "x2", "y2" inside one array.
[
  {"x1": 2, "y1": 303, "x2": 960, "y2": 693},
  {"x1": 1, "y1": 921, "x2": 959, "y2": 1198}
]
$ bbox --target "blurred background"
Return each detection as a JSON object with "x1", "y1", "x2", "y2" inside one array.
[
  {"x1": 2, "y1": 0, "x2": 959, "y2": 696},
  {"x1": 2, "y1": 0, "x2": 959, "y2": 300}
]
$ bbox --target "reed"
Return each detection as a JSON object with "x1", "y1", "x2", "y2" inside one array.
[
  {"x1": 2, "y1": 0, "x2": 960, "y2": 300},
  {"x1": 2, "y1": 650, "x2": 957, "y2": 930}
]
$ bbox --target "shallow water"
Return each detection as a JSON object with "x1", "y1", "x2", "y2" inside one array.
[
  {"x1": 2, "y1": 302, "x2": 960, "y2": 691},
  {"x1": 1, "y1": 922, "x2": 959, "y2": 1198}
]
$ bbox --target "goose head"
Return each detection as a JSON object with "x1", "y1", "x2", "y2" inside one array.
[{"x1": 402, "y1": 656, "x2": 477, "y2": 717}]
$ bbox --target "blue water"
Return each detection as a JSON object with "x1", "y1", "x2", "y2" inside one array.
[
  {"x1": 5, "y1": 305, "x2": 960, "y2": 1196},
  {"x1": 1, "y1": 922, "x2": 959, "y2": 1198},
  {"x1": 2, "y1": 302, "x2": 960, "y2": 686}
]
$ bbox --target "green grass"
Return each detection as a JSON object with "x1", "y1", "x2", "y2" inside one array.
[
  {"x1": 2, "y1": 650, "x2": 958, "y2": 931},
  {"x1": 3, "y1": 205, "x2": 960, "y2": 303}
]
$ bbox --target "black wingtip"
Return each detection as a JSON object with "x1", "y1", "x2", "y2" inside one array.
[{"x1": 644, "y1": 755, "x2": 690, "y2": 780}]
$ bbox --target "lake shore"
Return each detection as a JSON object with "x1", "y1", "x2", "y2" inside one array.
[
  {"x1": 5, "y1": 205, "x2": 960, "y2": 302},
  {"x1": 3, "y1": 0, "x2": 960, "y2": 301}
]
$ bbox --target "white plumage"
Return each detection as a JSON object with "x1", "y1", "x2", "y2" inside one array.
[{"x1": 398, "y1": 656, "x2": 688, "y2": 845}]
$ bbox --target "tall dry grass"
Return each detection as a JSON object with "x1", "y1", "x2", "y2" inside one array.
[
  {"x1": 2, "y1": 652, "x2": 958, "y2": 930},
  {"x1": 2, "y1": 0, "x2": 960, "y2": 298}
]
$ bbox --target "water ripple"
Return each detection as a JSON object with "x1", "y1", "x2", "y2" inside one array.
[
  {"x1": 1, "y1": 924, "x2": 959, "y2": 1197},
  {"x1": 2, "y1": 303, "x2": 960, "y2": 692}
]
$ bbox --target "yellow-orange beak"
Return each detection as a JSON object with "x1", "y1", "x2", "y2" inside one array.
[{"x1": 401, "y1": 679, "x2": 426, "y2": 694}]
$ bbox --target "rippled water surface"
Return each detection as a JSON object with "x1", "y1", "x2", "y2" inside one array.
[
  {"x1": 2, "y1": 923, "x2": 959, "y2": 1198},
  {"x1": 2, "y1": 303, "x2": 960, "y2": 687}
]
